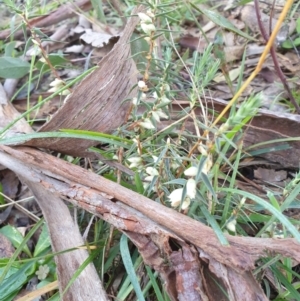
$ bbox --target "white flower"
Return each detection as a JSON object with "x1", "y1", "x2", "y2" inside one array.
[
  {"x1": 127, "y1": 157, "x2": 142, "y2": 163},
  {"x1": 146, "y1": 167, "x2": 159, "y2": 176},
  {"x1": 138, "y1": 12, "x2": 153, "y2": 23},
  {"x1": 273, "y1": 232, "x2": 284, "y2": 239},
  {"x1": 167, "y1": 188, "x2": 190, "y2": 209},
  {"x1": 144, "y1": 167, "x2": 159, "y2": 182},
  {"x1": 240, "y1": 197, "x2": 246, "y2": 206},
  {"x1": 144, "y1": 37, "x2": 151, "y2": 44},
  {"x1": 39, "y1": 57, "x2": 46, "y2": 63},
  {"x1": 48, "y1": 87, "x2": 70, "y2": 95},
  {"x1": 36, "y1": 264, "x2": 49, "y2": 280},
  {"x1": 129, "y1": 162, "x2": 141, "y2": 169},
  {"x1": 197, "y1": 144, "x2": 208, "y2": 156},
  {"x1": 226, "y1": 219, "x2": 236, "y2": 232},
  {"x1": 171, "y1": 161, "x2": 180, "y2": 170},
  {"x1": 217, "y1": 123, "x2": 229, "y2": 135},
  {"x1": 141, "y1": 23, "x2": 156, "y2": 35},
  {"x1": 127, "y1": 157, "x2": 142, "y2": 169},
  {"x1": 184, "y1": 166, "x2": 197, "y2": 177},
  {"x1": 26, "y1": 45, "x2": 41, "y2": 56},
  {"x1": 138, "y1": 80, "x2": 147, "y2": 89},
  {"x1": 140, "y1": 118, "x2": 155, "y2": 130},
  {"x1": 202, "y1": 154, "x2": 213, "y2": 175},
  {"x1": 48, "y1": 78, "x2": 70, "y2": 95},
  {"x1": 49, "y1": 78, "x2": 63, "y2": 87},
  {"x1": 152, "y1": 155, "x2": 159, "y2": 163},
  {"x1": 186, "y1": 178, "x2": 196, "y2": 199},
  {"x1": 132, "y1": 97, "x2": 138, "y2": 105},
  {"x1": 146, "y1": 9, "x2": 155, "y2": 18}
]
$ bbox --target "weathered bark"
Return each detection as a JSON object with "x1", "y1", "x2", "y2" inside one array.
[
  {"x1": 0, "y1": 144, "x2": 299, "y2": 300},
  {"x1": 21, "y1": 178, "x2": 107, "y2": 301}
]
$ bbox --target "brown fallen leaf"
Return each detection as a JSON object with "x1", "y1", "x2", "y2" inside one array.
[
  {"x1": 23, "y1": 8, "x2": 140, "y2": 157},
  {"x1": 254, "y1": 167, "x2": 287, "y2": 182}
]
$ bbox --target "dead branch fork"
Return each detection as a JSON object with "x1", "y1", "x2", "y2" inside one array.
[{"x1": 0, "y1": 144, "x2": 300, "y2": 300}]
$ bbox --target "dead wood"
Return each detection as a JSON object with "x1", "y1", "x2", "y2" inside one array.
[
  {"x1": 20, "y1": 177, "x2": 107, "y2": 301},
  {"x1": 23, "y1": 6, "x2": 140, "y2": 157},
  {"x1": 0, "y1": 8, "x2": 140, "y2": 300},
  {"x1": 0, "y1": 105, "x2": 108, "y2": 299},
  {"x1": 0, "y1": 144, "x2": 295, "y2": 300}
]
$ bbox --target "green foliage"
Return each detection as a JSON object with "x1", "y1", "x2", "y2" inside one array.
[
  {"x1": 0, "y1": 0, "x2": 299, "y2": 300},
  {"x1": 119, "y1": 235, "x2": 145, "y2": 301},
  {"x1": 35, "y1": 53, "x2": 69, "y2": 72},
  {"x1": 0, "y1": 220, "x2": 55, "y2": 300},
  {"x1": 0, "y1": 57, "x2": 30, "y2": 79},
  {"x1": 0, "y1": 225, "x2": 32, "y2": 256}
]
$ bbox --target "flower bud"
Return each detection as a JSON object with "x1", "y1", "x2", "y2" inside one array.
[
  {"x1": 141, "y1": 23, "x2": 156, "y2": 35},
  {"x1": 138, "y1": 12, "x2": 153, "y2": 23},
  {"x1": 146, "y1": 167, "x2": 159, "y2": 176},
  {"x1": 186, "y1": 178, "x2": 196, "y2": 199},
  {"x1": 184, "y1": 166, "x2": 197, "y2": 177},
  {"x1": 167, "y1": 189, "x2": 190, "y2": 209},
  {"x1": 226, "y1": 220, "x2": 236, "y2": 233}
]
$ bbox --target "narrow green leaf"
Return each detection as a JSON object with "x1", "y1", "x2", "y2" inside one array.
[
  {"x1": 267, "y1": 191, "x2": 280, "y2": 211},
  {"x1": 0, "y1": 218, "x2": 44, "y2": 283},
  {"x1": 200, "y1": 172, "x2": 217, "y2": 202},
  {"x1": 200, "y1": 204, "x2": 229, "y2": 246},
  {"x1": 221, "y1": 188, "x2": 300, "y2": 242},
  {"x1": 271, "y1": 265, "x2": 300, "y2": 300},
  {"x1": 134, "y1": 172, "x2": 144, "y2": 194},
  {"x1": 120, "y1": 234, "x2": 145, "y2": 301},
  {"x1": 191, "y1": 4, "x2": 256, "y2": 41},
  {"x1": 0, "y1": 131, "x2": 132, "y2": 149},
  {"x1": 0, "y1": 261, "x2": 35, "y2": 301},
  {"x1": 145, "y1": 266, "x2": 164, "y2": 301},
  {"x1": 195, "y1": 156, "x2": 208, "y2": 182},
  {"x1": 0, "y1": 183, "x2": 5, "y2": 205},
  {"x1": 33, "y1": 223, "x2": 51, "y2": 257},
  {"x1": 61, "y1": 250, "x2": 100, "y2": 299}
]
